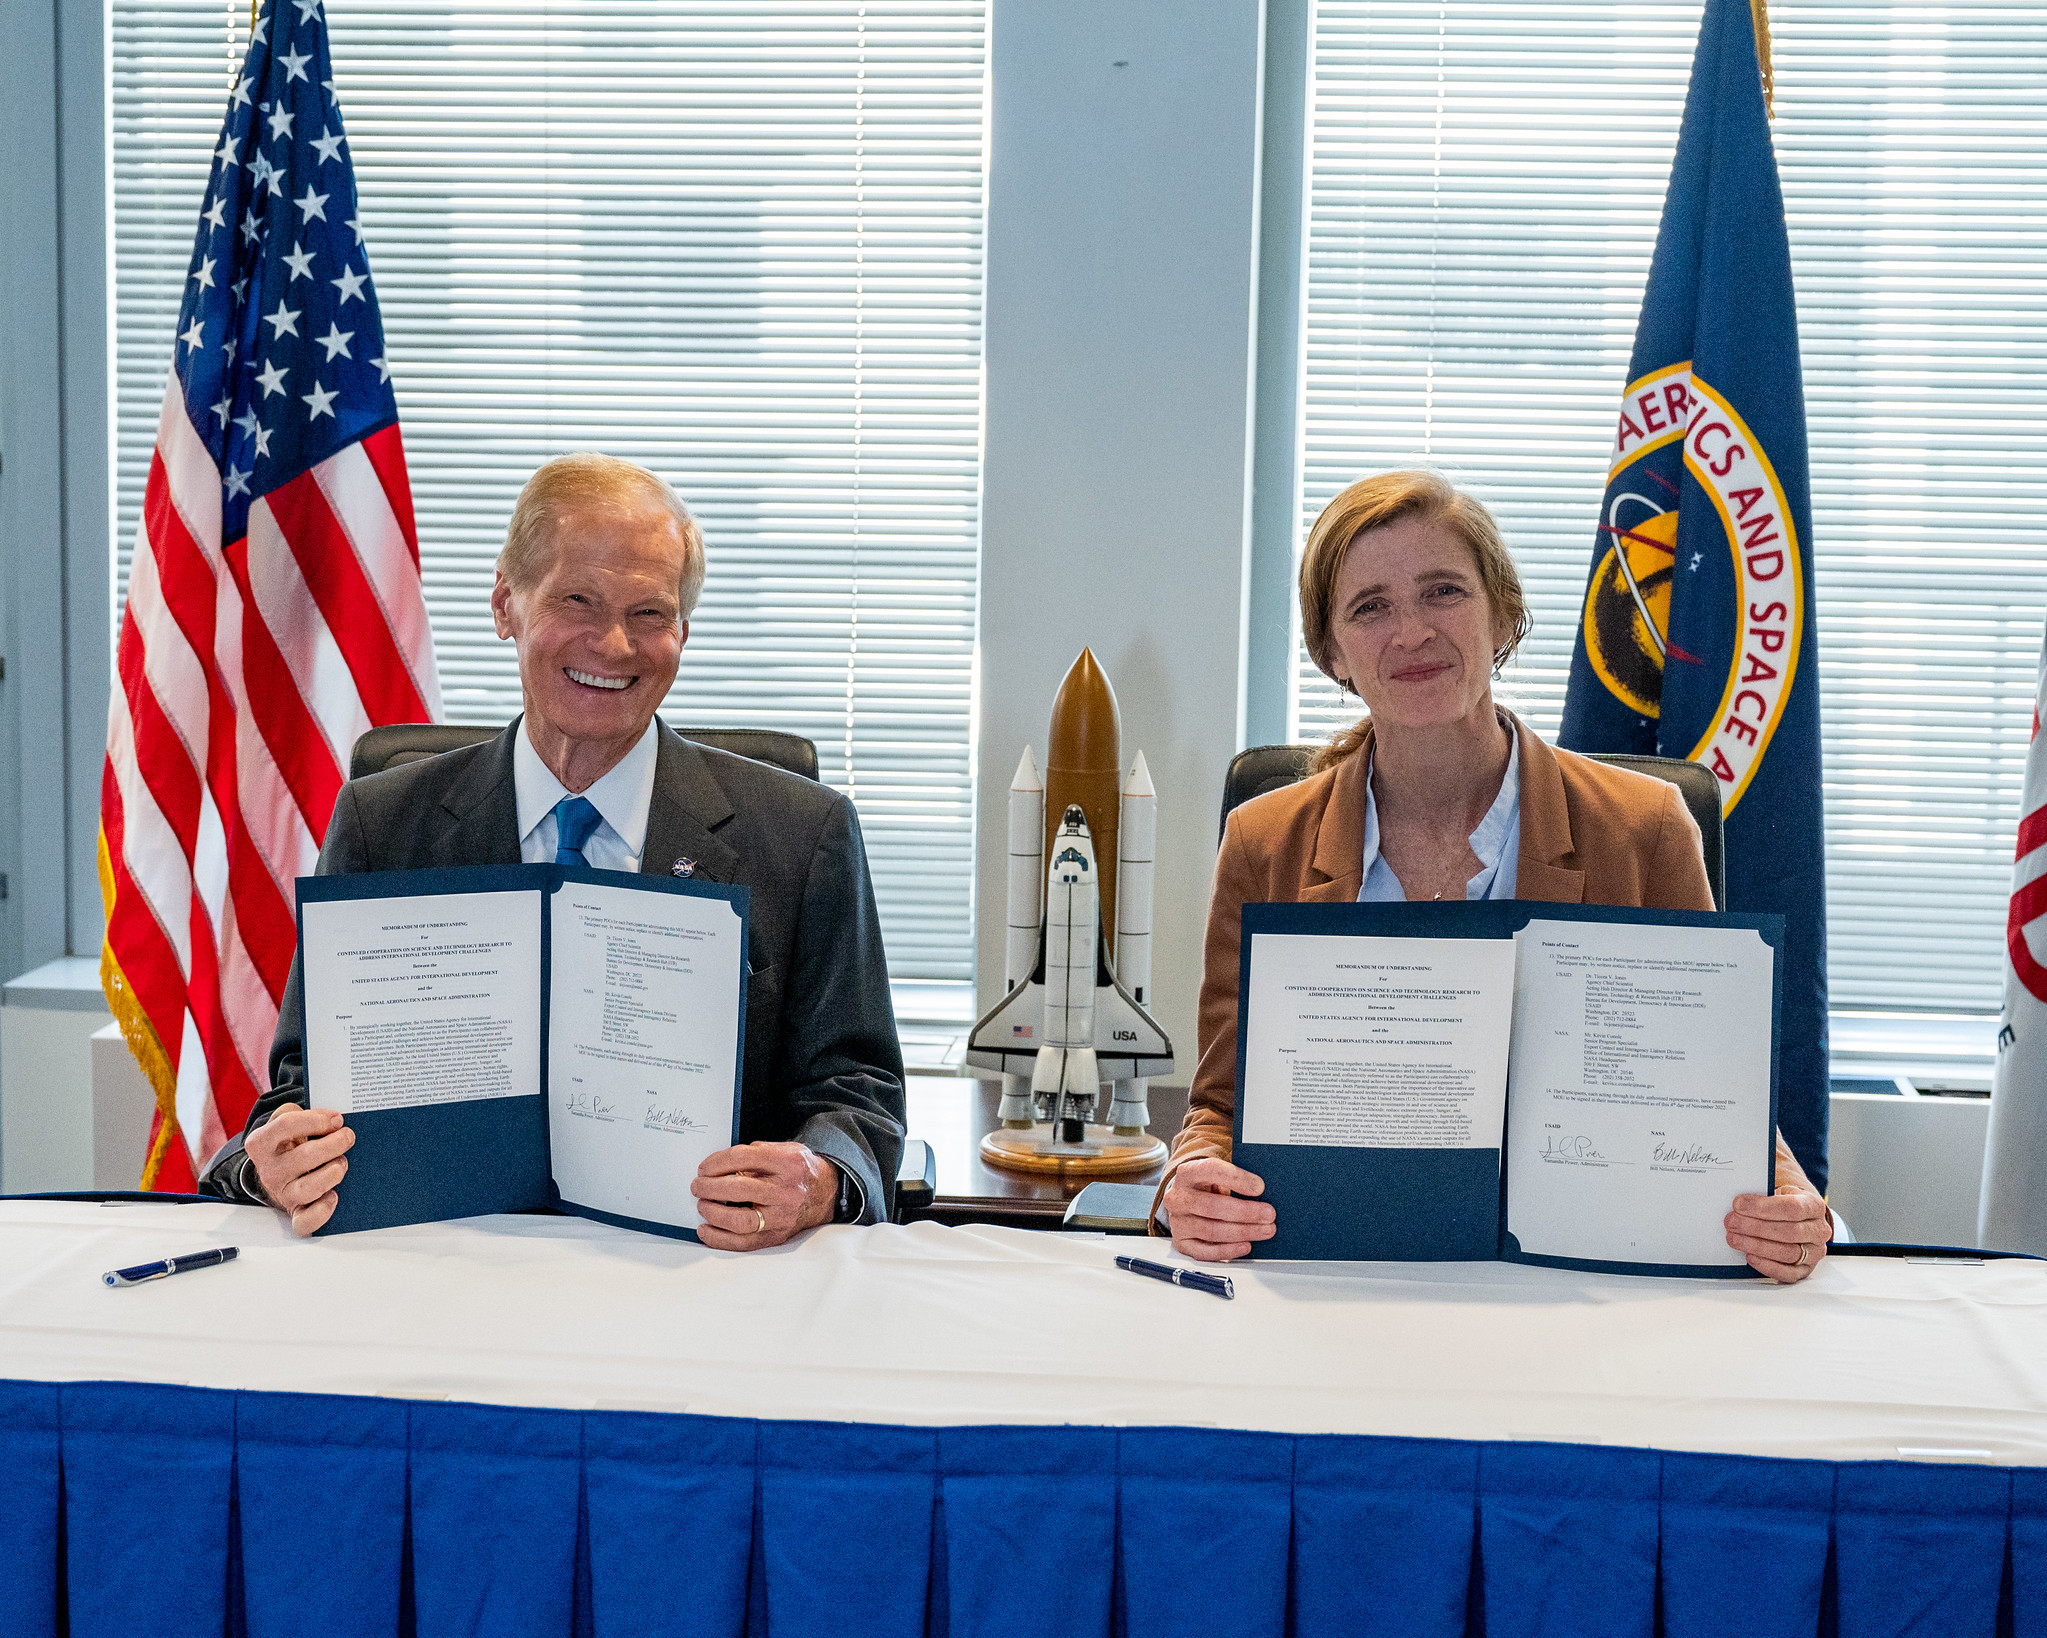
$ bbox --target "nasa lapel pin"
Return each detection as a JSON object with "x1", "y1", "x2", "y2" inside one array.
[{"x1": 671, "y1": 856, "x2": 697, "y2": 879}]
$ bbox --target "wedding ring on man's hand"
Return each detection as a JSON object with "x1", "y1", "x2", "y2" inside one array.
[
  {"x1": 752, "y1": 1207, "x2": 766, "y2": 1235},
  {"x1": 1796, "y1": 1241, "x2": 1812, "y2": 1267}
]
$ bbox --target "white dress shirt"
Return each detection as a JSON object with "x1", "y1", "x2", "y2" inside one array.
[
  {"x1": 1359, "y1": 723, "x2": 1521, "y2": 902},
  {"x1": 513, "y1": 716, "x2": 660, "y2": 871}
]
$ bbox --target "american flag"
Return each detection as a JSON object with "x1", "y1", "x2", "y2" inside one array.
[{"x1": 100, "y1": 0, "x2": 439, "y2": 1191}]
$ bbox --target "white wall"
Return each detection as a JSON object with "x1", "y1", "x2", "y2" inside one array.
[
  {"x1": 0, "y1": 960, "x2": 160, "y2": 1193},
  {"x1": 976, "y1": 0, "x2": 1266, "y2": 1063},
  {"x1": 0, "y1": 1006, "x2": 102, "y2": 1191},
  {"x1": 1828, "y1": 1091, "x2": 1989, "y2": 1247},
  {"x1": 0, "y1": 959, "x2": 114, "y2": 1191}
]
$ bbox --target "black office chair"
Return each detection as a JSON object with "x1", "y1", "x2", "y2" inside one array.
[
  {"x1": 1219, "y1": 742, "x2": 1727, "y2": 911},
  {"x1": 350, "y1": 722, "x2": 820, "y2": 784}
]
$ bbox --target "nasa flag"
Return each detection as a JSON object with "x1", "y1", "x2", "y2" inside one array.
[
  {"x1": 1558, "y1": 0, "x2": 1829, "y2": 1187},
  {"x1": 1983, "y1": 624, "x2": 2047, "y2": 1254}
]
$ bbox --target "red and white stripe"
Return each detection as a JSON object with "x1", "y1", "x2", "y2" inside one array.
[
  {"x1": 102, "y1": 381, "x2": 438, "y2": 1188},
  {"x1": 1988, "y1": 637, "x2": 2047, "y2": 1252}
]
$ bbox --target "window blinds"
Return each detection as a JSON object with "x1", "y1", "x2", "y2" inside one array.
[
  {"x1": 112, "y1": 0, "x2": 986, "y2": 980},
  {"x1": 1296, "y1": 0, "x2": 2047, "y2": 1012}
]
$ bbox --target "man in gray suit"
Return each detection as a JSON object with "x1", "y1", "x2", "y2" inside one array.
[{"x1": 201, "y1": 452, "x2": 905, "y2": 1243}]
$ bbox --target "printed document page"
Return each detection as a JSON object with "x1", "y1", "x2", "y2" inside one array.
[
  {"x1": 547, "y1": 880, "x2": 745, "y2": 1231},
  {"x1": 1505, "y1": 919, "x2": 1774, "y2": 1268},
  {"x1": 1240, "y1": 933, "x2": 1517, "y2": 1149},
  {"x1": 301, "y1": 890, "x2": 543, "y2": 1114}
]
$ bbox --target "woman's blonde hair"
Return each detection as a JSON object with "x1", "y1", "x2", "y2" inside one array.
[
  {"x1": 499, "y1": 452, "x2": 707, "y2": 617},
  {"x1": 1299, "y1": 471, "x2": 1531, "y2": 770}
]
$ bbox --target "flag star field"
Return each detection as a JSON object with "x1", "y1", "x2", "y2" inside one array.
[{"x1": 176, "y1": 0, "x2": 392, "y2": 541}]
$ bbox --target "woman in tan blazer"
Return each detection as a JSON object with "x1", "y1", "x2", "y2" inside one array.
[{"x1": 1159, "y1": 471, "x2": 1833, "y2": 1282}]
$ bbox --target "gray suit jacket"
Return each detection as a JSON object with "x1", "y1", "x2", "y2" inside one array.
[{"x1": 200, "y1": 720, "x2": 906, "y2": 1221}]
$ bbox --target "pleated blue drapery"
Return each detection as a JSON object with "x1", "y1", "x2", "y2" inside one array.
[{"x1": 3, "y1": 1378, "x2": 2039, "y2": 1637}]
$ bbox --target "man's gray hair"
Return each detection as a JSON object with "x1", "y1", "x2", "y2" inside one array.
[{"x1": 499, "y1": 452, "x2": 707, "y2": 617}]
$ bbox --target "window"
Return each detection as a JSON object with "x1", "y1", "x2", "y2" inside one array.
[
  {"x1": 112, "y1": 0, "x2": 986, "y2": 979},
  {"x1": 1295, "y1": 0, "x2": 2047, "y2": 1012}
]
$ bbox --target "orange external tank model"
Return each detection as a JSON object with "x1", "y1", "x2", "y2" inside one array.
[{"x1": 1042, "y1": 648, "x2": 1123, "y2": 951}]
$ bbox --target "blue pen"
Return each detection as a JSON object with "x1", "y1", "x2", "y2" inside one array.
[
  {"x1": 1115, "y1": 1254, "x2": 1234, "y2": 1300},
  {"x1": 103, "y1": 1246, "x2": 239, "y2": 1288}
]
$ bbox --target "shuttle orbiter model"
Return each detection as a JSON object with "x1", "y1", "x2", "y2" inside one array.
[{"x1": 966, "y1": 649, "x2": 1174, "y2": 1150}]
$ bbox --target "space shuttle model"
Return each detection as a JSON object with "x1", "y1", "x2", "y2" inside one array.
[{"x1": 967, "y1": 650, "x2": 1174, "y2": 1164}]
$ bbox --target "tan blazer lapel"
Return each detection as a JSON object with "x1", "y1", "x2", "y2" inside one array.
[
  {"x1": 1303, "y1": 725, "x2": 1372, "y2": 902},
  {"x1": 1511, "y1": 711, "x2": 1585, "y2": 904}
]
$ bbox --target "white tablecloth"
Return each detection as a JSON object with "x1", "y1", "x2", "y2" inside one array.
[{"x1": 3, "y1": 1200, "x2": 2043, "y2": 1464}]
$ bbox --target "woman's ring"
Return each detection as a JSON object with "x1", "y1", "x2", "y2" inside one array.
[{"x1": 752, "y1": 1207, "x2": 766, "y2": 1235}]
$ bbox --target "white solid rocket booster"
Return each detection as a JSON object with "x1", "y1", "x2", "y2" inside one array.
[
  {"x1": 1029, "y1": 805, "x2": 1102, "y2": 1109},
  {"x1": 998, "y1": 749, "x2": 1045, "y2": 1124},
  {"x1": 1107, "y1": 753, "x2": 1155, "y2": 1131},
  {"x1": 1005, "y1": 747, "x2": 1045, "y2": 989}
]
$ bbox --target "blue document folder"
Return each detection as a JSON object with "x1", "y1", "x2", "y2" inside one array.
[
  {"x1": 1233, "y1": 901, "x2": 1782, "y2": 1276},
  {"x1": 298, "y1": 864, "x2": 748, "y2": 1240}
]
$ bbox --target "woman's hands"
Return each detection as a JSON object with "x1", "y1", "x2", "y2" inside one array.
[
  {"x1": 1165, "y1": 1156, "x2": 1830, "y2": 1278},
  {"x1": 1726, "y1": 1188, "x2": 1831, "y2": 1283},
  {"x1": 1161, "y1": 1157, "x2": 1275, "y2": 1261}
]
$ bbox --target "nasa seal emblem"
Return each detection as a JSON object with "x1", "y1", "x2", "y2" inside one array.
[{"x1": 1581, "y1": 360, "x2": 1805, "y2": 813}]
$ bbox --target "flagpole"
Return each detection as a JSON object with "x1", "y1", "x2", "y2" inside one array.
[{"x1": 1750, "y1": 0, "x2": 1775, "y2": 119}]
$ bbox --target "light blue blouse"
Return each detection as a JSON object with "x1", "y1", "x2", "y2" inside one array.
[{"x1": 1358, "y1": 727, "x2": 1521, "y2": 903}]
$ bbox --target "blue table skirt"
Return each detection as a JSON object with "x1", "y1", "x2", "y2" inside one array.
[{"x1": 2, "y1": 1378, "x2": 2040, "y2": 1638}]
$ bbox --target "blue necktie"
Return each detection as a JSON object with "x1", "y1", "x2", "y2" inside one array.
[{"x1": 553, "y1": 796, "x2": 604, "y2": 869}]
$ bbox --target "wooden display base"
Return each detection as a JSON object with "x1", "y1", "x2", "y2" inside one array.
[{"x1": 978, "y1": 1124, "x2": 1168, "y2": 1178}]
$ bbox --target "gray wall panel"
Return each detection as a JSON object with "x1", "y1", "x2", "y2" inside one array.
[{"x1": 977, "y1": 0, "x2": 1265, "y2": 1064}]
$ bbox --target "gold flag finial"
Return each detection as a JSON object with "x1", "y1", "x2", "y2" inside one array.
[{"x1": 1750, "y1": 0, "x2": 1776, "y2": 119}]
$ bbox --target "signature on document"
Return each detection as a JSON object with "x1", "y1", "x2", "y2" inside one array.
[{"x1": 1650, "y1": 1141, "x2": 1731, "y2": 1169}]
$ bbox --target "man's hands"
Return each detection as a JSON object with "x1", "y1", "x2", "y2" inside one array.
[
  {"x1": 691, "y1": 1141, "x2": 839, "y2": 1250},
  {"x1": 1160, "y1": 1156, "x2": 1275, "y2": 1262},
  {"x1": 247, "y1": 1114, "x2": 837, "y2": 1248},
  {"x1": 1726, "y1": 1188, "x2": 1831, "y2": 1283},
  {"x1": 246, "y1": 1107, "x2": 354, "y2": 1237}
]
